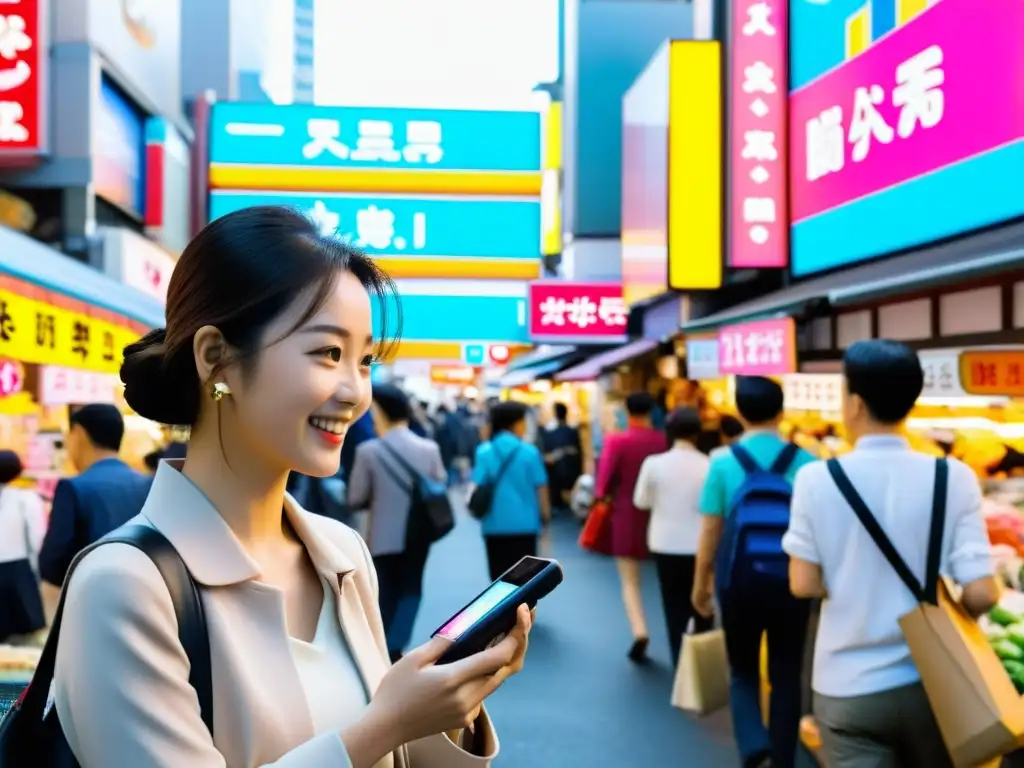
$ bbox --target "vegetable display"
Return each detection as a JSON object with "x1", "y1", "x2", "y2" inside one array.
[{"x1": 984, "y1": 605, "x2": 1024, "y2": 693}]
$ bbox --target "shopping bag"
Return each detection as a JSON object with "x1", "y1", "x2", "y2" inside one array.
[
  {"x1": 578, "y1": 500, "x2": 612, "y2": 555},
  {"x1": 671, "y1": 629, "x2": 729, "y2": 715},
  {"x1": 900, "y1": 576, "x2": 1024, "y2": 768}
]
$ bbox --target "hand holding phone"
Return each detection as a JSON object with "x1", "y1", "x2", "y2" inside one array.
[{"x1": 360, "y1": 604, "x2": 533, "y2": 753}]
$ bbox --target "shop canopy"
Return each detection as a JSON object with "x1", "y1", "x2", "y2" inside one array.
[
  {"x1": 0, "y1": 226, "x2": 166, "y2": 328},
  {"x1": 681, "y1": 222, "x2": 1024, "y2": 334},
  {"x1": 503, "y1": 344, "x2": 579, "y2": 373},
  {"x1": 555, "y1": 339, "x2": 658, "y2": 383}
]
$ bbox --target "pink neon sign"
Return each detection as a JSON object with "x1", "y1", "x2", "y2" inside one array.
[{"x1": 718, "y1": 317, "x2": 796, "y2": 376}]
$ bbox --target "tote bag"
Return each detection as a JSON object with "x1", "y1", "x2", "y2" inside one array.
[
  {"x1": 671, "y1": 626, "x2": 729, "y2": 716},
  {"x1": 829, "y1": 458, "x2": 1024, "y2": 768}
]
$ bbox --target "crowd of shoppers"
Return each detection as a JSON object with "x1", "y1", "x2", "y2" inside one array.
[{"x1": 587, "y1": 339, "x2": 998, "y2": 768}]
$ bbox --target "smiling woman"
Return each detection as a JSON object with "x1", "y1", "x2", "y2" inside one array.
[{"x1": 36, "y1": 205, "x2": 535, "y2": 768}]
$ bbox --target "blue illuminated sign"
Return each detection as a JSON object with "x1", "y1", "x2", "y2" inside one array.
[
  {"x1": 374, "y1": 284, "x2": 528, "y2": 344},
  {"x1": 94, "y1": 78, "x2": 145, "y2": 215},
  {"x1": 209, "y1": 192, "x2": 541, "y2": 259},
  {"x1": 209, "y1": 103, "x2": 542, "y2": 173}
]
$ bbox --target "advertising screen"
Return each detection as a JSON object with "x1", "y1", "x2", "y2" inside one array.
[{"x1": 789, "y1": 0, "x2": 1024, "y2": 276}]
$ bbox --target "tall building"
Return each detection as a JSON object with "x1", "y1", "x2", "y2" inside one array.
[{"x1": 294, "y1": 0, "x2": 316, "y2": 104}]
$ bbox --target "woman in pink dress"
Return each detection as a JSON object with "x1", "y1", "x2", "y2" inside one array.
[{"x1": 594, "y1": 392, "x2": 667, "y2": 662}]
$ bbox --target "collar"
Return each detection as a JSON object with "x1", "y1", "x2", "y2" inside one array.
[
  {"x1": 855, "y1": 434, "x2": 910, "y2": 450},
  {"x1": 742, "y1": 428, "x2": 779, "y2": 439},
  {"x1": 143, "y1": 460, "x2": 358, "y2": 587}
]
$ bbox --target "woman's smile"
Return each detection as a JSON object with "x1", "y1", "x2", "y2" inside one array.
[{"x1": 309, "y1": 416, "x2": 348, "y2": 446}]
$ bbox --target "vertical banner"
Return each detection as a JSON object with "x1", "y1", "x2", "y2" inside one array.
[
  {"x1": 729, "y1": 0, "x2": 788, "y2": 268},
  {"x1": 0, "y1": 0, "x2": 47, "y2": 163},
  {"x1": 668, "y1": 41, "x2": 723, "y2": 291}
]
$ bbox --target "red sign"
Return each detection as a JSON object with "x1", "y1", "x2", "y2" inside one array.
[
  {"x1": 959, "y1": 350, "x2": 1024, "y2": 397},
  {"x1": 729, "y1": 0, "x2": 788, "y2": 268},
  {"x1": 0, "y1": 358, "x2": 23, "y2": 397},
  {"x1": 528, "y1": 281, "x2": 629, "y2": 342},
  {"x1": 718, "y1": 317, "x2": 796, "y2": 376},
  {"x1": 488, "y1": 345, "x2": 510, "y2": 365},
  {"x1": 0, "y1": 0, "x2": 47, "y2": 161}
]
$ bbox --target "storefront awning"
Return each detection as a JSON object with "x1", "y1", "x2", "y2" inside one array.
[
  {"x1": 0, "y1": 226, "x2": 166, "y2": 328},
  {"x1": 503, "y1": 344, "x2": 578, "y2": 373},
  {"x1": 499, "y1": 357, "x2": 573, "y2": 388},
  {"x1": 681, "y1": 222, "x2": 1024, "y2": 333},
  {"x1": 555, "y1": 339, "x2": 658, "y2": 383}
]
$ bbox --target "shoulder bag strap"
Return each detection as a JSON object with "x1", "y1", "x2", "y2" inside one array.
[
  {"x1": 378, "y1": 442, "x2": 418, "y2": 493},
  {"x1": 730, "y1": 444, "x2": 760, "y2": 475},
  {"x1": 29, "y1": 525, "x2": 213, "y2": 735},
  {"x1": 492, "y1": 445, "x2": 521, "y2": 488},
  {"x1": 924, "y1": 458, "x2": 949, "y2": 605},
  {"x1": 770, "y1": 442, "x2": 801, "y2": 475},
  {"x1": 826, "y1": 458, "x2": 926, "y2": 602}
]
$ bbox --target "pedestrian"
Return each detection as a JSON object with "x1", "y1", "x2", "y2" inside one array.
[
  {"x1": 48, "y1": 206, "x2": 529, "y2": 766},
  {"x1": 632, "y1": 407, "x2": 713, "y2": 665},
  {"x1": 347, "y1": 383, "x2": 447, "y2": 661},
  {"x1": 594, "y1": 392, "x2": 667, "y2": 663},
  {"x1": 0, "y1": 450, "x2": 46, "y2": 645},
  {"x1": 692, "y1": 376, "x2": 817, "y2": 768},
  {"x1": 473, "y1": 401, "x2": 551, "y2": 581},
  {"x1": 538, "y1": 402, "x2": 583, "y2": 515},
  {"x1": 38, "y1": 403, "x2": 152, "y2": 588},
  {"x1": 784, "y1": 340, "x2": 999, "y2": 766},
  {"x1": 720, "y1": 415, "x2": 745, "y2": 446}
]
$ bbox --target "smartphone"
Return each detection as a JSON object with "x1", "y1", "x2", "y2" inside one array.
[{"x1": 432, "y1": 556, "x2": 563, "y2": 664}]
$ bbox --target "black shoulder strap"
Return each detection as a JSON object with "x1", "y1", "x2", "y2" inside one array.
[
  {"x1": 770, "y1": 442, "x2": 801, "y2": 475},
  {"x1": 492, "y1": 445, "x2": 521, "y2": 486},
  {"x1": 37, "y1": 525, "x2": 213, "y2": 735},
  {"x1": 380, "y1": 441, "x2": 423, "y2": 485},
  {"x1": 925, "y1": 458, "x2": 949, "y2": 605},
  {"x1": 827, "y1": 459, "x2": 948, "y2": 605},
  {"x1": 730, "y1": 444, "x2": 759, "y2": 475}
]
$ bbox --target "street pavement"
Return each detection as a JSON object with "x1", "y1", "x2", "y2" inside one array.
[{"x1": 410, "y1": 499, "x2": 741, "y2": 767}]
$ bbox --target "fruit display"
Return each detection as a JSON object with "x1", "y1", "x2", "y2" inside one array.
[{"x1": 983, "y1": 592, "x2": 1024, "y2": 693}]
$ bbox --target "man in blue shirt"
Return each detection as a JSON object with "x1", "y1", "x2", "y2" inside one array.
[
  {"x1": 473, "y1": 401, "x2": 550, "y2": 581},
  {"x1": 693, "y1": 376, "x2": 816, "y2": 768}
]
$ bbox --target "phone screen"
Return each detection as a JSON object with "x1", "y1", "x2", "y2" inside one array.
[
  {"x1": 434, "y1": 558, "x2": 549, "y2": 641},
  {"x1": 436, "y1": 581, "x2": 517, "y2": 640}
]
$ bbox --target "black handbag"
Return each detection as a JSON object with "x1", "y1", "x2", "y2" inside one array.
[
  {"x1": 467, "y1": 445, "x2": 520, "y2": 520},
  {"x1": 0, "y1": 525, "x2": 213, "y2": 767},
  {"x1": 379, "y1": 443, "x2": 455, "y2": 544}
]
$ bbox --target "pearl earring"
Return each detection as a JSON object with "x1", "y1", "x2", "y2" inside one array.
[{"x1": 211, "y1": 382, "x2": 232, "y2": 401}]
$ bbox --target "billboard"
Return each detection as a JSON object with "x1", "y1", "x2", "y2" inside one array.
[
  {"x1": 527, "y1": 281, "x2": 628, "y2": 343},
  {"x1": 0, "y1": 0, "x2": 48, "y2": 162},
  {"x1": 729, "y1": 0, "x2": 788, "y2": 269},
  {"x1": 622, "y1": 41, "x2": 723, "y2": 306},
  {"x1": 209, "y1": 103, "x2": 543, "y2": 195},
  {"x1": 94, "y1": 78, "x2": 146, "y2": 216},
  {"x1": 718, "y1": 317, "x2": 796, "y2": 376},
  {"x1": 790, "y1": 0, "x2": 1024, "y2": 276},
  {"x1": 209, "y1": 191, "x2": 541, "y2": 279}
]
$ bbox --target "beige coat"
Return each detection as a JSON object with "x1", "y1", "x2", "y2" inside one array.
[{"x1": 53, "y1": 461, "x2": 498, "y2": 767}]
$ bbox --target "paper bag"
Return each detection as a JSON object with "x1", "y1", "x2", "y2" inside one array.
[
  {"x1": 900, "y1": 577, "x2": 1024, "y2": 767},
  {"x1": 671, "y1": 629, "x2": 729, "y2": 716}
]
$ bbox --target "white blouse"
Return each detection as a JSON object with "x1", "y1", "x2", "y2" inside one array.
[
  {"x1": 289, "y1": 579, "x2": 394, "y2": 767},
  {"x1": 0, "y1": 486, "x2": 46, "y2": 565}
]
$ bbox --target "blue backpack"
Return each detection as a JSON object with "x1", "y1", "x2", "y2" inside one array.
[{"x1": 716, "y1": 442, "x2": 801, "y2": 595}]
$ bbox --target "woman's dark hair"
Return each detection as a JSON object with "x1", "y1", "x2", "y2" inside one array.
[
  {"x1": 0, "y1": 450, "x2": 23, "y2": 484},
  {"x1": 735, "y1": 376, "x2": 785, "y2": 424},
  {"x1": 490, "y1": 401, "x2": 528, "y2": 436},
  {"x1": 720, "y1": 414, "x2": 745, "y2": 439},
  {"x1": 372, "y1": 383, "x2": 412, "y2": 423},
  {"x1": 844, "y1": 339, "x2": 923, "y2": 424},
  {"x1": 625, "y1": 392, "x2": 655, "y2": 417},
  {"x1": 120, "y1": 207, "x2": 401, "y2": 425},
  {"x1": 665, "y1": 407, "x2": 702, "y2": 444}
]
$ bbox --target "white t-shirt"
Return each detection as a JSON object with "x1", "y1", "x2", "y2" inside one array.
[
  {"x1": 633, "y1": 444, "x2": 710, "y2": 555},
  {"x1": 782, "y1": 435, "x2": 994, "y2": 698},
  {"x1": 0, "y1": 486, "x2": 46, "y2": 565}
]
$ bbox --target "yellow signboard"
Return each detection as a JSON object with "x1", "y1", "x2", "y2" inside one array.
[
  {"x1": 668, "y1": 41, "x2": 723, "y2": 291},
  {"x1": 0, "y1": 289, "x2": 140, "y2": 375}
]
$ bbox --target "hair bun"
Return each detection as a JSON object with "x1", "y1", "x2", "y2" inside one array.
[{"x1": 120, "y1": 328, "x2": 201, "y2": 426}]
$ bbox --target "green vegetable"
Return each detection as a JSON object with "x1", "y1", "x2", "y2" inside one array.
[
  {"x1": 1003, "y1": 660, "x2": 1024, "y2": 677},
  {"x1": 993, "y1": 639, "x2": 1024, "y2": 661},
  {"x1": 1010, "y1": 668, "x2": 1024, "y2": 695},
  {"x1": 1007, "y1": 624, "x2": 1024, "y2": 651},
  {"x1": 990, "y1": 605, "x2": 1023, "y2": 627},
  {"x1": 986, "y1": 624, "x2": 1009, "y2": 642}
]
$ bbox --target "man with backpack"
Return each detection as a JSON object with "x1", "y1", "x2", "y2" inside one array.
[
  {"x1": 692, "y1": 376, "x2": 817, "y2": 768},
  {"x1": 347, "y1": 384, "x2": 451, "y2": 662},
  {"x1": 783, "y1": 341, "x2": 998, "y2": 766}
]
